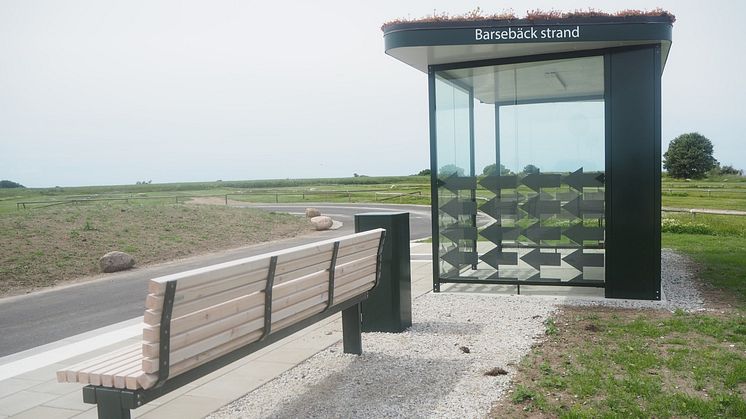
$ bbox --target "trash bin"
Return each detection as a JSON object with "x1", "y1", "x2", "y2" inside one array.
[{"x1": 354, "y1": 212, "x2": 412, "y2": 332}]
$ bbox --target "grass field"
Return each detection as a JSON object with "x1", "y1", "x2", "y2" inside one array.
[{"x1": 0, "y1": 202, "x2": 309, "y2": 296}]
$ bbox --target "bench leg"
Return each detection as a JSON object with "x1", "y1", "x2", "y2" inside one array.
[
  {"x1": 341, "y1": 303, "x2": 362, "y2": 355},
  {"x1": 91, "y1": 387, "x2": 132, "y2": 419}
]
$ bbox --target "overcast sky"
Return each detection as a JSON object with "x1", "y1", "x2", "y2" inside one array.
[{"x1": 1, "y1": 0, "x2": 744, "y2": 187}]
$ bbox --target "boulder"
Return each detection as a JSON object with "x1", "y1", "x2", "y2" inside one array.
[
  {"x1": 305, "y1": 208, "x2": 321, "y2": 218},
  {"x1": 310, "y1": 216, "x2": 333, "y2": 231},
  {"x1": 99, "y1": 251, "x2": 136, "y2": 273}
]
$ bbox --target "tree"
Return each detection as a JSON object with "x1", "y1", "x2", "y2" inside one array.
[
  {"x1": 663, "y1": 133, "x2": 718, "y2": 179},
  {"x1": 482, "y1": 164, "x2": 512, "y2": 176},
  {"x1": 717, "y1": 164, "x2": 743, "y2": 176},
  {"x1": 415, "y1": 169, "x2": 431, "y2": 176},
  {"x1": 522, "y1": 164, "x2": 540, "y2": 175},
  {"x1": 439, "y1": 164, "x2": 465, "y2": 177},
  {"x1": 0, "y1": 180, "x2": 25, "y2": 188}
]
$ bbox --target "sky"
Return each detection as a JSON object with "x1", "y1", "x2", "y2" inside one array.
[{"x1": 0, "y1": 0, "x2": 744, "y2": 187}]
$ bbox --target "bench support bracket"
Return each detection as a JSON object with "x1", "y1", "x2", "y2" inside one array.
[
  {"x1": 84, "y1": 386, "x2": 132, "y2": 419},
  {"x1": 341, "y1": 303, "x2": 362, "y2": 355}
]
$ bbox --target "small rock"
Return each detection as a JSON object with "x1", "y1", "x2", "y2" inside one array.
[
  {"x1": 305, "y1": 208, "x2": 321, "y2": 218},
  {"x1": 484, "y1": 367, "x2": 508, "y2": 376},
  {"x1": 459, "y1": 346, "x2": 471, "y2": 354},
  {"x1": 98, "y1": 251, "x2": 135, "y2": 273},
  {"x1": 311, "y1": 216, "x2": 333, "y2": 231}
]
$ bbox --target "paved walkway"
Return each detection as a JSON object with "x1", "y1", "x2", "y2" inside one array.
[{"x1": 0, "y1": 244, "x2": 436, "y2": 419}]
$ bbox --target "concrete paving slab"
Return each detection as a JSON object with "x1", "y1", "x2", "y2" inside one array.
[
  {"x1": 9, "y1": 405, "x2": 80, "y2": 419},
  {"x1": 186, "y1": 361, "x2": 292, "y2": 401},
  {"x1": 0, "y1": 378, "x2": 43, "y2": 399},
  {"x1": 41, "y1": 389, "x2": 89, "y2": 411},
  {"x1": 0, "y1": 390, "x2": 58, "y2": 416},
  {"x1": 138, "y1": 395, "x2": 228, "y2": 419},
  {"x1": 25, "y1": 380, "x2": 80, "y2": 396}
]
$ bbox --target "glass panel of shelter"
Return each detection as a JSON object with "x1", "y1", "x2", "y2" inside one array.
[{"x1": 435, "y1": 55, "x2": 605, "y2": 286}]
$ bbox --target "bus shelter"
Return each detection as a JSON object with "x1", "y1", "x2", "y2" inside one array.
[{"x1": 383, "y1": 14, "x2": 673, "y2": 299}]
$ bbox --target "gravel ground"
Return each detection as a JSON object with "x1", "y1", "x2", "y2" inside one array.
[{"x1": 209, "y1": 249, "x2": 704, "y2": 419}]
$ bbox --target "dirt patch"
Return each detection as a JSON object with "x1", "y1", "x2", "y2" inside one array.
[{"x1": 0, "y1": 202, "x2": 310, "y2": 296}]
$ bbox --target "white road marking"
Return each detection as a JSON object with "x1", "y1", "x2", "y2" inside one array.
[{"x1": 0, "y1": 317, "x2": 142, "y2": 381}]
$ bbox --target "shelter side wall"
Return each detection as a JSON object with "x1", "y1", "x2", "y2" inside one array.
[{"x1": 605, "y1": 46, "x2": 662, "y2": 300}]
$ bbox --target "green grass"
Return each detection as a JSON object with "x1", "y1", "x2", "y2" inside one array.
[
  {"x1": 0, "y1": 202, "x2": 309, "y2": 296},
  {"x1": 494, "y1": 308, "x2": 746, "y2": 418},
  {"x1": 0, "y1": 176, "x2": 432, "y2": 214}
]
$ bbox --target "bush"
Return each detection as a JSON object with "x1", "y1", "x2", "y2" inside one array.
[
  {"x1": 0, "y1": 180, "x2": 25, "y2": 188},
  {"x1": 661, "y1": 218, "x2": 714, "y2": 235}
]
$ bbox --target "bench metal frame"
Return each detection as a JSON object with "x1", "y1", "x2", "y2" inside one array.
[{"x1": 81, "y1": 231, "x2": 386, "y2": 419}]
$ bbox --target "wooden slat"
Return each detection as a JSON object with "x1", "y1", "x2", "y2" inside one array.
[
  {"x1": 98, "y1": 355, "x2": 142, "y2": 387},
  {"x1": 85, "y1": 351, "x2": 141, "y2": 386},
  {"x1": 334, "y1": 254, "x2": 377, "y2": 278},
  {"x1": 271, "y1": 270, "x2": 328, "y2": 301},
  {"x1": 335, "y1": 274, "x2": 376, "y2": 298},
  {"x1": 334, "y1": 264, "x2": 377, "y2": 289},
  {"x1": 335, "y1": 239, "x2": 381, "y2": 265},
  {"x1": 145, "y1": 267, "x2": 268, "y2": 310},
  {"x1": 143, "y1": 319, "x2": 265, "y2": 372},
  {"x1": 57, "y1": 344, "x2": 140, "y2": 383},
  {"x1": 125, "y1": 370, "x2": 146, "y2": 390},
  {"x1": 335, "y1": 280, "x2": 375, "y2": 305},
  {"x1": 147, "y1": 229, "x2": 383, "y2": 295},
  {"x1": 144, "y1": 291, "x2": 265, "y2": 341},
  {"x1": 142, "y1": 306, "x2": 265, "y2": 358},
  {"x1": 137, "y1": 372, "x2": 159, "y2": 390},
  {"x1": 272, "y1": 302, "x2": 328, "y2": 332},
  {"x1": 142, "y1": 328, "x2": 264, "y2": 374},
  {"x1": 147, "y1": 259, "x2": 270, "y2": 296},
  {"x1": 144, "y1": 282, "x2": 265, "y2": 326},
  {"x1": 113, "y1": 364, "x2": 142, "y2": 389}
]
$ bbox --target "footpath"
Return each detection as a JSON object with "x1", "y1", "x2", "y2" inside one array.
[{"x1": 0, "y1": 244, "x2": 435, "y2": 419}]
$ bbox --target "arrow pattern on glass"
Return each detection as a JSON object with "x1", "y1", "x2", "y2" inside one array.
[
  {"x1": 479, "y1": 197, "x2": 518, "y2": 219},
  {"x1": 523, "y1": 222, "x2": 562, "y2": 243},
  {"x1": 520, "y1": 195, "x2": 562, "y2": 218},
  {"x1": 562, "y1": 196, "x2": 604, "y2": 218},
  {"x1": 563, "y1": 167, "x2": 605, "y2": 191},
  {"x1": 479, "y1": 247, "x2": 518, "y2": 269},
  {"x1": 563, "y1": 224, "x2": 604, "y2": 244},
  {"x1": 521, "y1": 173, "x2": 561, "y2": 192},
  {"x1": 438, "y1": 173, "x2": 477, "y2": 194},
  {"x1": 440, "y1": 198, "x2": 477, "y2": 219},
  {"x1": 562, "y1": 249, "x2": 605, "y2": 271},
  {"x1": 479, "y1": 175, "x2": 517, "y2": 193},
  {"x1": 441, "y1": 247, "x2": 478, "y2": 267},
  {"x1": 441, "y1": 226, "x2": 478, "y2": 243},
  {"x1": 520, "y1": 248, "x2": 562, "y2": 270},
  {"x1": 480, "y1": 223, "x2": 521, "y2": 244}
]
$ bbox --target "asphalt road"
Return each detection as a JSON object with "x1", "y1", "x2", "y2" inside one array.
[{"x1": 0, "y1": 204, "x2": 433, "y2": 357}]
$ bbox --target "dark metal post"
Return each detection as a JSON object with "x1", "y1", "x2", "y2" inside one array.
[
  {"x1": 428, "y1": 68, "x2": 441, "y2": 292},
  {"x1": 355, "y1": 212, "x2": 412, "y2": 332},
  {"x1": 341, "y1": 303, "x2": 362, "y2": 355},
  {"x1": 93, "y1": 387, "x2": 131, "y2": 419}
]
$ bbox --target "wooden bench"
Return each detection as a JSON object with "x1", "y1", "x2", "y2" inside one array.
[{"x1": 56, "y1": 228, "x2": 386, "y2": 419}]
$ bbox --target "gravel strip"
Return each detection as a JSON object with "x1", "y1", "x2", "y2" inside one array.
[{"x1": 209, "y1": 249, "x2": 704, "y2": 419}]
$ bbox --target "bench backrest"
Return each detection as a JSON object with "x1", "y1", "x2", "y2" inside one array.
[{"x1": 137, "y1": 228, "x2": 386, "y2": 389}]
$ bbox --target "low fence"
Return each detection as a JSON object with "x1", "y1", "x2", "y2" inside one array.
[{"x1": 15, "y1": 190, "x2": 428, "y2": 210}]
